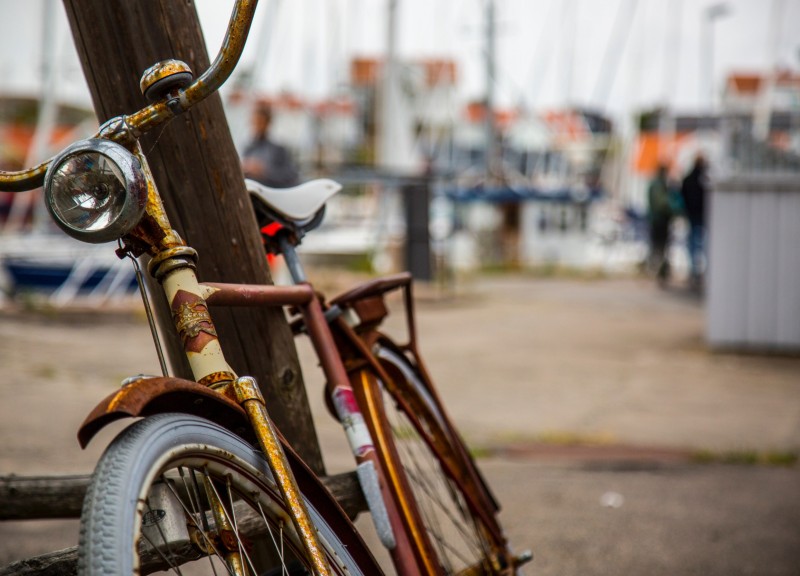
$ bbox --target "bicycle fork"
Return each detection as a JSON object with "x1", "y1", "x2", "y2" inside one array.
[{"x1": 145, "y1": 247, "x2": 333, "y2": 576}]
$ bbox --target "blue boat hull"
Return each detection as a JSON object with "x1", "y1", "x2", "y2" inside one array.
[{"x1": 4, "y1": 260, "x2": 139, "y2": 294}]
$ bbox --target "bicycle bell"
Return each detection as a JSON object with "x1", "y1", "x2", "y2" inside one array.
[{"x1": 139, "y1": 59, "x2": 194, "y2": 103}]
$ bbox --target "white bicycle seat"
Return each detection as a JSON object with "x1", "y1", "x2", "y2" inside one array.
[{"x1": 246, "y1": 178, "x2": 342, "y2": 222}]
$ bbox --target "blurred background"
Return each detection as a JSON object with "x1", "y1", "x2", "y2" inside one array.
[
  {"x1": 0, "y1": 1, "x2": 799, "y2": 352},
  {"x1": 0, "y1": 2, "x2": 799, "y2": 574}
]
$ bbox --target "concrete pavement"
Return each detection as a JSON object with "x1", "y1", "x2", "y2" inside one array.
[{"x1": 0, "y1": 274, "x2": 798, "y2": 574}]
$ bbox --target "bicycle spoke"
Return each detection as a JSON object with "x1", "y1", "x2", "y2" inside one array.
[
  {"x1": 177, "y1": 467, "x2": 221, "y2": 576},
  {"x1": 378, "y1": 370, "x2": 498, "y2": 574},
  {"x1": 390, "y1": 408, "x2": 485, "y2": 552},
  {"x1": 257, "y1": 502, "x2": 288, "y2": 576},
  {"x1": 140, "y1": 524, "x2": 185, "y2": 575},
  {"x1": 400, "y1": 440, "x2": 485, "y2": 564},
  {"x1": 225, "y1": 475, "x2": 259, "y2": 576}
]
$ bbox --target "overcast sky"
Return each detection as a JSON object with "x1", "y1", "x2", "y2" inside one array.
[
  {"x1": 196, "y1": 0, "x2": 800, "y2": 121},
  {"x1": 1, "y1": 0, "x2": 798, "y2": 129}
]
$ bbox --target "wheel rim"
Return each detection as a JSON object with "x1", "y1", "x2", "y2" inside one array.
[{"x1": 133, "y1": 445, "x2": 341, "y2": 575}]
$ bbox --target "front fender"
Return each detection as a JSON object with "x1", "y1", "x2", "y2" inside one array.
[
  {"x1": 77, "y1": 375, "x2": 384, "y2": 571},
  {"x1": 78, "y1": 376, "x2": 252, "y2": 449}
]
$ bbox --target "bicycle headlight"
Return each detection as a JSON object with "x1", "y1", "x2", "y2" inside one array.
[{"x1": 44, "y1": 139, "x2": 147, "y2": 243}]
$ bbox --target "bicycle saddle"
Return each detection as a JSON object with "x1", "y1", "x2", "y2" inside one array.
[{"x1": 246, "y1": 178, "x2": 341, "y2": 223}]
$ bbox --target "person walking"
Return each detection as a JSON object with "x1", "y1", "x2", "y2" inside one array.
[
  {"x1": 241, "y1": 103, "x2": 299, "y2": 188},
  {"x1": 647, "y1": 163, "x2": 676, "y2": 286},
  {"x1": 680, "y1": 154, "x2": 709, "y2": 288}
]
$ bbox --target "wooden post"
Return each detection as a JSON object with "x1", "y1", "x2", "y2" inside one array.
[
  {"x1": 0, "y1": 474, "x2": 366, "y2": 522},
  {"x1": 61, "y1": 0, "x2": 324, "y2": 473},
  {"x1": 0, "y1": 474, "x2": 367, "y2": 576}
]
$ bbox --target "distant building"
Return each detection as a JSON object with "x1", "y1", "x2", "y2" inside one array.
[
  {"x1": 350, "y1": 56, "x2": 459, "y2": 170},
  {"x1": 721, "y1": 71, "x2": 800, "y2": 172},
  {"x1": 722, "y1": 71, "x2": 800, "y2": 116},
  {"x1": 708, "y1": 71, "x2": 800, "y2": 352}
]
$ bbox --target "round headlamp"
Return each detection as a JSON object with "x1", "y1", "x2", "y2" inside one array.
[{"x1": 44, "y1": 139, "x2": 147, "y2": 243}]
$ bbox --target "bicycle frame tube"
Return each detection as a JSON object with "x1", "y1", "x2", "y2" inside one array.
[
  {"x1": 126, "y1": 264, "x2": 328, "y2": 576},
  {"x1": 203, "y1": 282, "x2": 424, "y2": 575},
  {"x1": 119, "y1": 145, "x2": 334, "y2": 574}
]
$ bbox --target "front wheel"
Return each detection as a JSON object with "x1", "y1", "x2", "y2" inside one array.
[{"x1": 77, "y1": 413, "x2": 378, "y2": 575}]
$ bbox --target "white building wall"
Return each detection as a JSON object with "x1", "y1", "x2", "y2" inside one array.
[{"x1": 708, "y1": 177, "x2": 800, "y2": 351}]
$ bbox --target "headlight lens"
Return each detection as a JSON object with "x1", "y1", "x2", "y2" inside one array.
[{"x1": 44, "y1": 139, "x2": 147, "y2": 243}]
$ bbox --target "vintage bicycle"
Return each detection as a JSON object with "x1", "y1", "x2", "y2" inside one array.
[{"x1": 0, "y1": 1, "x2": 530, "y2": 574}]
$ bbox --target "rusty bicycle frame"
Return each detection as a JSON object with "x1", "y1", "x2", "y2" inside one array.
[
  {"x1": 0, "y1": 1, "x2": 355, "y2": 574},
  {"x1": 317, "y1": 273, "x2": 520, "y2": 574},
  {"x1": 0, "y1": 0, "x2": 526, "y2": 574},
  {"x1": 250, "y1": 198, "x2": 527, "y2": 574}
]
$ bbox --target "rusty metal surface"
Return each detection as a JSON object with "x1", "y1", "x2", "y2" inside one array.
[
  {"x1": 232, "y1": 377, "x2": 333, "y2": 576},
  {"x1": 0, "y1": 162, "x2": 49, "y2": 192},
  {"x1": 202, "y1": 474, "x2": 248, "y2": 574},
  {"x1": 375, "y1": 341, "x2": 507, "y2": 544},
  {"x1": 147, "y1": 246, "x2": 198, "y2": 277},
  {"x1": 329, "y1": 272, "x2": 411, "y2": 308},
  {"x1": 165, "y1": 276, "x2": 237, "y2": 385},
  {"x1": 124, "y1": 0, "x2": 258, "y2": 135},
  {"x1": 351, "y1": 369, "x2": 440, "y2": 575},
  {"x1": 122, "y1": 146, "x2": 186, "y2": 257},
  {"x1": 139, "y1": 59, "x2": 193, "y2": 101},
  {"x1": 302, "y1": 297, "x2": 354, "y2": 396},
  {"x1": 171, "y1": 290, "x2": 218, "y2": 352},
  {"x1": 328, "y1": 272, "x2": 420, "y2": 351},
  {"x1": 203, "y1": 282, "x2": 314, "y2": 307},
  {"x1": 331, "y1": 306, "x2": 514, "y2": 573},
  {"x1": 77, "y1": 376, "x2": 249, "y2": 449},
  {"x1": 350, "y1": 296, "x2": 390, "y2": 333}
]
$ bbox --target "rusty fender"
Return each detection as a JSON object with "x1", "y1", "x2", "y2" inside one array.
[
  {"x1": 76, "y1": 375, "x2": 381, "y2": 571},
  {"x1": 77, "y1": 376, "x2": 252, "y2": 449}
]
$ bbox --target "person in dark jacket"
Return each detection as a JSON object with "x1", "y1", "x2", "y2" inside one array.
[
  {"x1": 680, "y1": 154, "x2": 709, "y2": 286},
  {"x1": 647, "y1": 163, "x2": 675, "y2": 285},
  {"x1": 241, "y1": 104, "x2": 299, "y2": 188}
]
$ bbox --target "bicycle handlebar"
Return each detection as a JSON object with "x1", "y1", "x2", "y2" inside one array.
[{"x1": 0, "y1": 0, "x2": 258, "y2": 193}]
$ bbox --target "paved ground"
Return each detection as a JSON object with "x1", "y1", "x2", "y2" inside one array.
[{"x1": 0, "y1": 274, "x2": 798, "y2": 574}]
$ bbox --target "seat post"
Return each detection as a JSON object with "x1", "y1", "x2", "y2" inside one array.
[{"x1": 277, "y1": 233, "x2": 307, "y2": 284}]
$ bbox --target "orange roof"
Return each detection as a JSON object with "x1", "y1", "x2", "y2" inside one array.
[
  {"x1": 463, "y1": 102, "x2": 519, "y2": 129},
  {"x1": 422, "y1": 59, "x2": 457, "y2": 87},
  {"x1": 728, "y1": 74, "x2": 762, "y2": 95},
  {"x1": 256, "y1": 94, "x2": 306, "y2": 111},
  {"x1": 350, "y1": 57, "x2": 458, "y2": 87},
  {"x1": 727, "y1": 70, "x2": 800, "y2": 95},
  {"x1": 351, "y1": 58, "x2": 382, "y2": 86}
]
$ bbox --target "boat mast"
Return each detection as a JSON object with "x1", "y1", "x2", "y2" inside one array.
[
  {"x1": 5, "y1": 0, "x2": 60, "y2": 234},
  {"x1": 484, "y1": 0, "x2": 498, "y2": 183}
]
